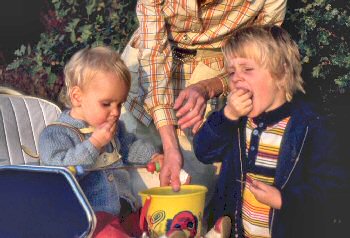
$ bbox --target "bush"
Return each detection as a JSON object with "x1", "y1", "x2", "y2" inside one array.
[
  {"x1": 3, "y1": 0, "x2": 349, "y2": 114},
  {"x1": 284, "y1": 0, "x2": 350, "y2": 113},
  {"x1": 3, "y1": 0, "x2": 138, "y2": 105}
]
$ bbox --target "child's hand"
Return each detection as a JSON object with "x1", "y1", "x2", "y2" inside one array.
[
  {"x1": 249, "y1": 180, "x2": 282, "y2": 209},
  {"x1": 89, "y1": 120, "x2": 117, "y2": 150},
  {"x1": 150, "y1": 153, "x2": 164, "y2": 166},
  {"x1": 224, "y1": 88, "x2": 253, "y2": 120}
]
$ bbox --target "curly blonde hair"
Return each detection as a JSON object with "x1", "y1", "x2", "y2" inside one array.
[{"x1": 60, "y1": 46, "x2": 131, "y2": 108}]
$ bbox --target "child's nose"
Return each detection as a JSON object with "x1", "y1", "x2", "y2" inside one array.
[
  {"x1": 232, "y1": 72, "x2": 243, "y2": 83},
  {"x1": 111, "y1": 106, "x2": 120, "y2": 118}
]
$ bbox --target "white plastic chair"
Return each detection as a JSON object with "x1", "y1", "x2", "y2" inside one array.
[
  {"x1": 0, "y1": 90, "x2": 159, "y2": 218},
  {"x1": 0, "y1": 93, "x2": 61, "y2": 165},
  {"x1": 0, "y1": 91, "x2": 96, "y2": 237}
]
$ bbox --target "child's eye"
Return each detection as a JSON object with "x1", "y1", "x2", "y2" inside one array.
[
  {"x1": 228, "y1": 71, "x2": 235, "y2": 77},
  {"x1": 102, "y1": 102, "x2": 111, "y2": 107},
  {"x1": 244, "y1": 67, "x2": 253, "y2": 72}
]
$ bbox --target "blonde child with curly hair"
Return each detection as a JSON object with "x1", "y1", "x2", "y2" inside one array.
[{"x1": 39, "y1": 46, "x2": 161, "y2": 237}]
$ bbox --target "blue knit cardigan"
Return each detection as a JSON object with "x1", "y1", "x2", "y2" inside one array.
[{"x1": 39, "y1": 110, "x2": 156, "y2": 216}]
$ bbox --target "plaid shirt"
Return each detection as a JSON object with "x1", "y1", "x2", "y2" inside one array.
[{"x1": 125, "y1": 0, "x2": 287, "y2": 129}]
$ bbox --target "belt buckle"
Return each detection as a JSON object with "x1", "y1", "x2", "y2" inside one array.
[{"x1": 172, "y1": 47, "x2": 197, "y2": 63}]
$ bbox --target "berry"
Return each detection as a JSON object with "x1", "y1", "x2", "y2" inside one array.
[{"x1": 146, "y1": 162, "x2": 156, "y2": 173}]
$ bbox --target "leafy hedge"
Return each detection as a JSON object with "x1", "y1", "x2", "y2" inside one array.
[
  {"x1": 2, "y1": 0, "x2": 349, "y2": 113},
  {"x1": 284, "y1": 0, "x2": 350, "y2": 111},
  {"x1": 3, "y1": 0, "x2": 138, "y2": 105}
]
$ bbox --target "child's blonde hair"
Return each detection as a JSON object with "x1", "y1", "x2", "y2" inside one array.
[
  {"x1": 222, "y1": 25, "x2": 305, "y2": 101},
  {"x1": 61, "y1": 46, "x2": 131, "y2": 108}
]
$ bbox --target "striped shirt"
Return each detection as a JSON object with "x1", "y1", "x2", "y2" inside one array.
[
  {"x1": 125, "y1": 0, "x2": 287, "y2": 128},
  {"x1": 242, "y1": 103, "x2": 291, "y2": 238}
]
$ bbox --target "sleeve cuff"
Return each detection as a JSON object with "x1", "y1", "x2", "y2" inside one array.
[
  {"x1": 151, "y1": 105, "x2": 177, "y2": 129},
  {"x1": 84, "y1": 140, "x2": 100, "y2": 159}
]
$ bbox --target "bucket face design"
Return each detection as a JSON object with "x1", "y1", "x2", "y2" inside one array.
[{"x1": 139, "y1": 185, "x2": 207, "y2": 237}]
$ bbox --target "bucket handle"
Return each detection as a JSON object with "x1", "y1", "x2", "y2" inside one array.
[{"x1": 139, "y1": 195, "x2": 152, "y2": 232}]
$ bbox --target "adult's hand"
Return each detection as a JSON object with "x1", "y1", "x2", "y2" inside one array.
[
  {"x1": 158, "y1": 125, "x2": 183, "y2": 191},
  {"x1": 174, "y1": 82, "x2": 208, "y2": 134}
]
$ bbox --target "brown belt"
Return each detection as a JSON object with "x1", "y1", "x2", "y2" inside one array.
[{"x1": 172, "y1": 46, "x2": 222, "y2": 63}]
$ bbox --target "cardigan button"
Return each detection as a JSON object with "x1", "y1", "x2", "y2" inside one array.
[{"x1": 108, "y1": 174, "x2": 114, "y2": 182}]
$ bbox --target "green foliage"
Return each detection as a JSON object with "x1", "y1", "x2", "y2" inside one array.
[
  {"x1": 6, "y1": 0, "x2": 138, "y2": 102},
  {"x1": 285, "y1": 0, "x2": 350, "y2": 104}
]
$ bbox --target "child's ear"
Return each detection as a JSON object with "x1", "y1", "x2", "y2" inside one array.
[
  {"x1": 276, "y1": 79, "x2": 285, "y2": 91},
  {"x1": 70, "y1": 86, "x2": 83, "y2": 107}
]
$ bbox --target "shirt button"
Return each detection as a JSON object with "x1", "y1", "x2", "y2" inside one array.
[
  {"x1": 108, "y1": 174, "x2": 114, "y2": 182},
  {"x1": 253, "y1": 129, "x2": 259, "y2": 136},
  {"x1": 191, "y1": 25, "x2": 201, "y2": 32},
  {"x1": 182, "y1": 34, "x2": 191, "y2": 43}
]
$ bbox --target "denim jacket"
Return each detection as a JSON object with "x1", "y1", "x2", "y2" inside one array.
[{"x1": 194, "y1": 100, "x2": 349, "y2": 237}]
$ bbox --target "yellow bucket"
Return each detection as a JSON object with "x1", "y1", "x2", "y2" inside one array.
[{"x1": 139, "y1": 185, "x2": 207, "y2": 238}]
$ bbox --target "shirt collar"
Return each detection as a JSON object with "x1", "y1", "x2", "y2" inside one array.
[
  {"x1": 59, "y1": 110, "x2": 89, "y2": 129},
  {"x1": 252, "y1": 102, "x2": 292, "y2": 128}
]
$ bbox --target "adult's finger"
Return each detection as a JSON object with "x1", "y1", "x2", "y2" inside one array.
[
  {"x1": 170, "y1": 172, "x2": 181, "y2": 192},
  {"x1": 175, "y1": 97, "x2": 197, "y2": 118},
  {"x1": 174, "y1": 91, "x2": 188, "y2": 110},
  {"x1": 192, "y1": 118, "x2": 204, "y2": 134},
  {"x1": 160, "y1": 168, "x2": 171, "y2": 187},
  {"x1": 179, "y1": 104, "x2": 206, "y2": 130}
]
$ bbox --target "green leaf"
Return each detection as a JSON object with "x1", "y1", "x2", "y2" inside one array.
[
  {"x1": 6, "y1": 59, "x2": 22, "y2": 70},
  {"x1": 48, "y1": 73, "x2": 57, "y2": 85},
  {"x1": 65, "y1": 0, "x2": 75, "y2": 5},
  {"x1": 312, "y1": 65, "x2": 322, "y2": 78},
  {"x1": 70, "y1": 31, "x2": 77, "y2": 43},
  {"x1": 14, "y1": 45, "x2": 27, "y2": 57},
  {"x1": 59, "y1": 35, "x2": 65, "y2": 42},
  {"x1": 65, "y1": 18, "x2": 80, "y2": 32},
  {"x1": 86, "y1": 0, "x2": 97, "y2": 16}
]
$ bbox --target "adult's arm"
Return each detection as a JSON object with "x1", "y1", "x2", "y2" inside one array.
[
  {"x1": 136, "y1": 0, "x2": 175, "y2": 129},
  {"x1": 136, "y1": 0, "x2": 183, "y2": 191},
  {"x1": 175, "y1": 73, "x2": 228, "y2": 133},
  {"x1": 158, "y1": 125, "x2": 183, "y2": 191}
]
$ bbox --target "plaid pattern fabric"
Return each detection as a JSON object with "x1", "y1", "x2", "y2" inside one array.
[{"x1": 125, "y1": 0, "x2": 287, "y2": 128}]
